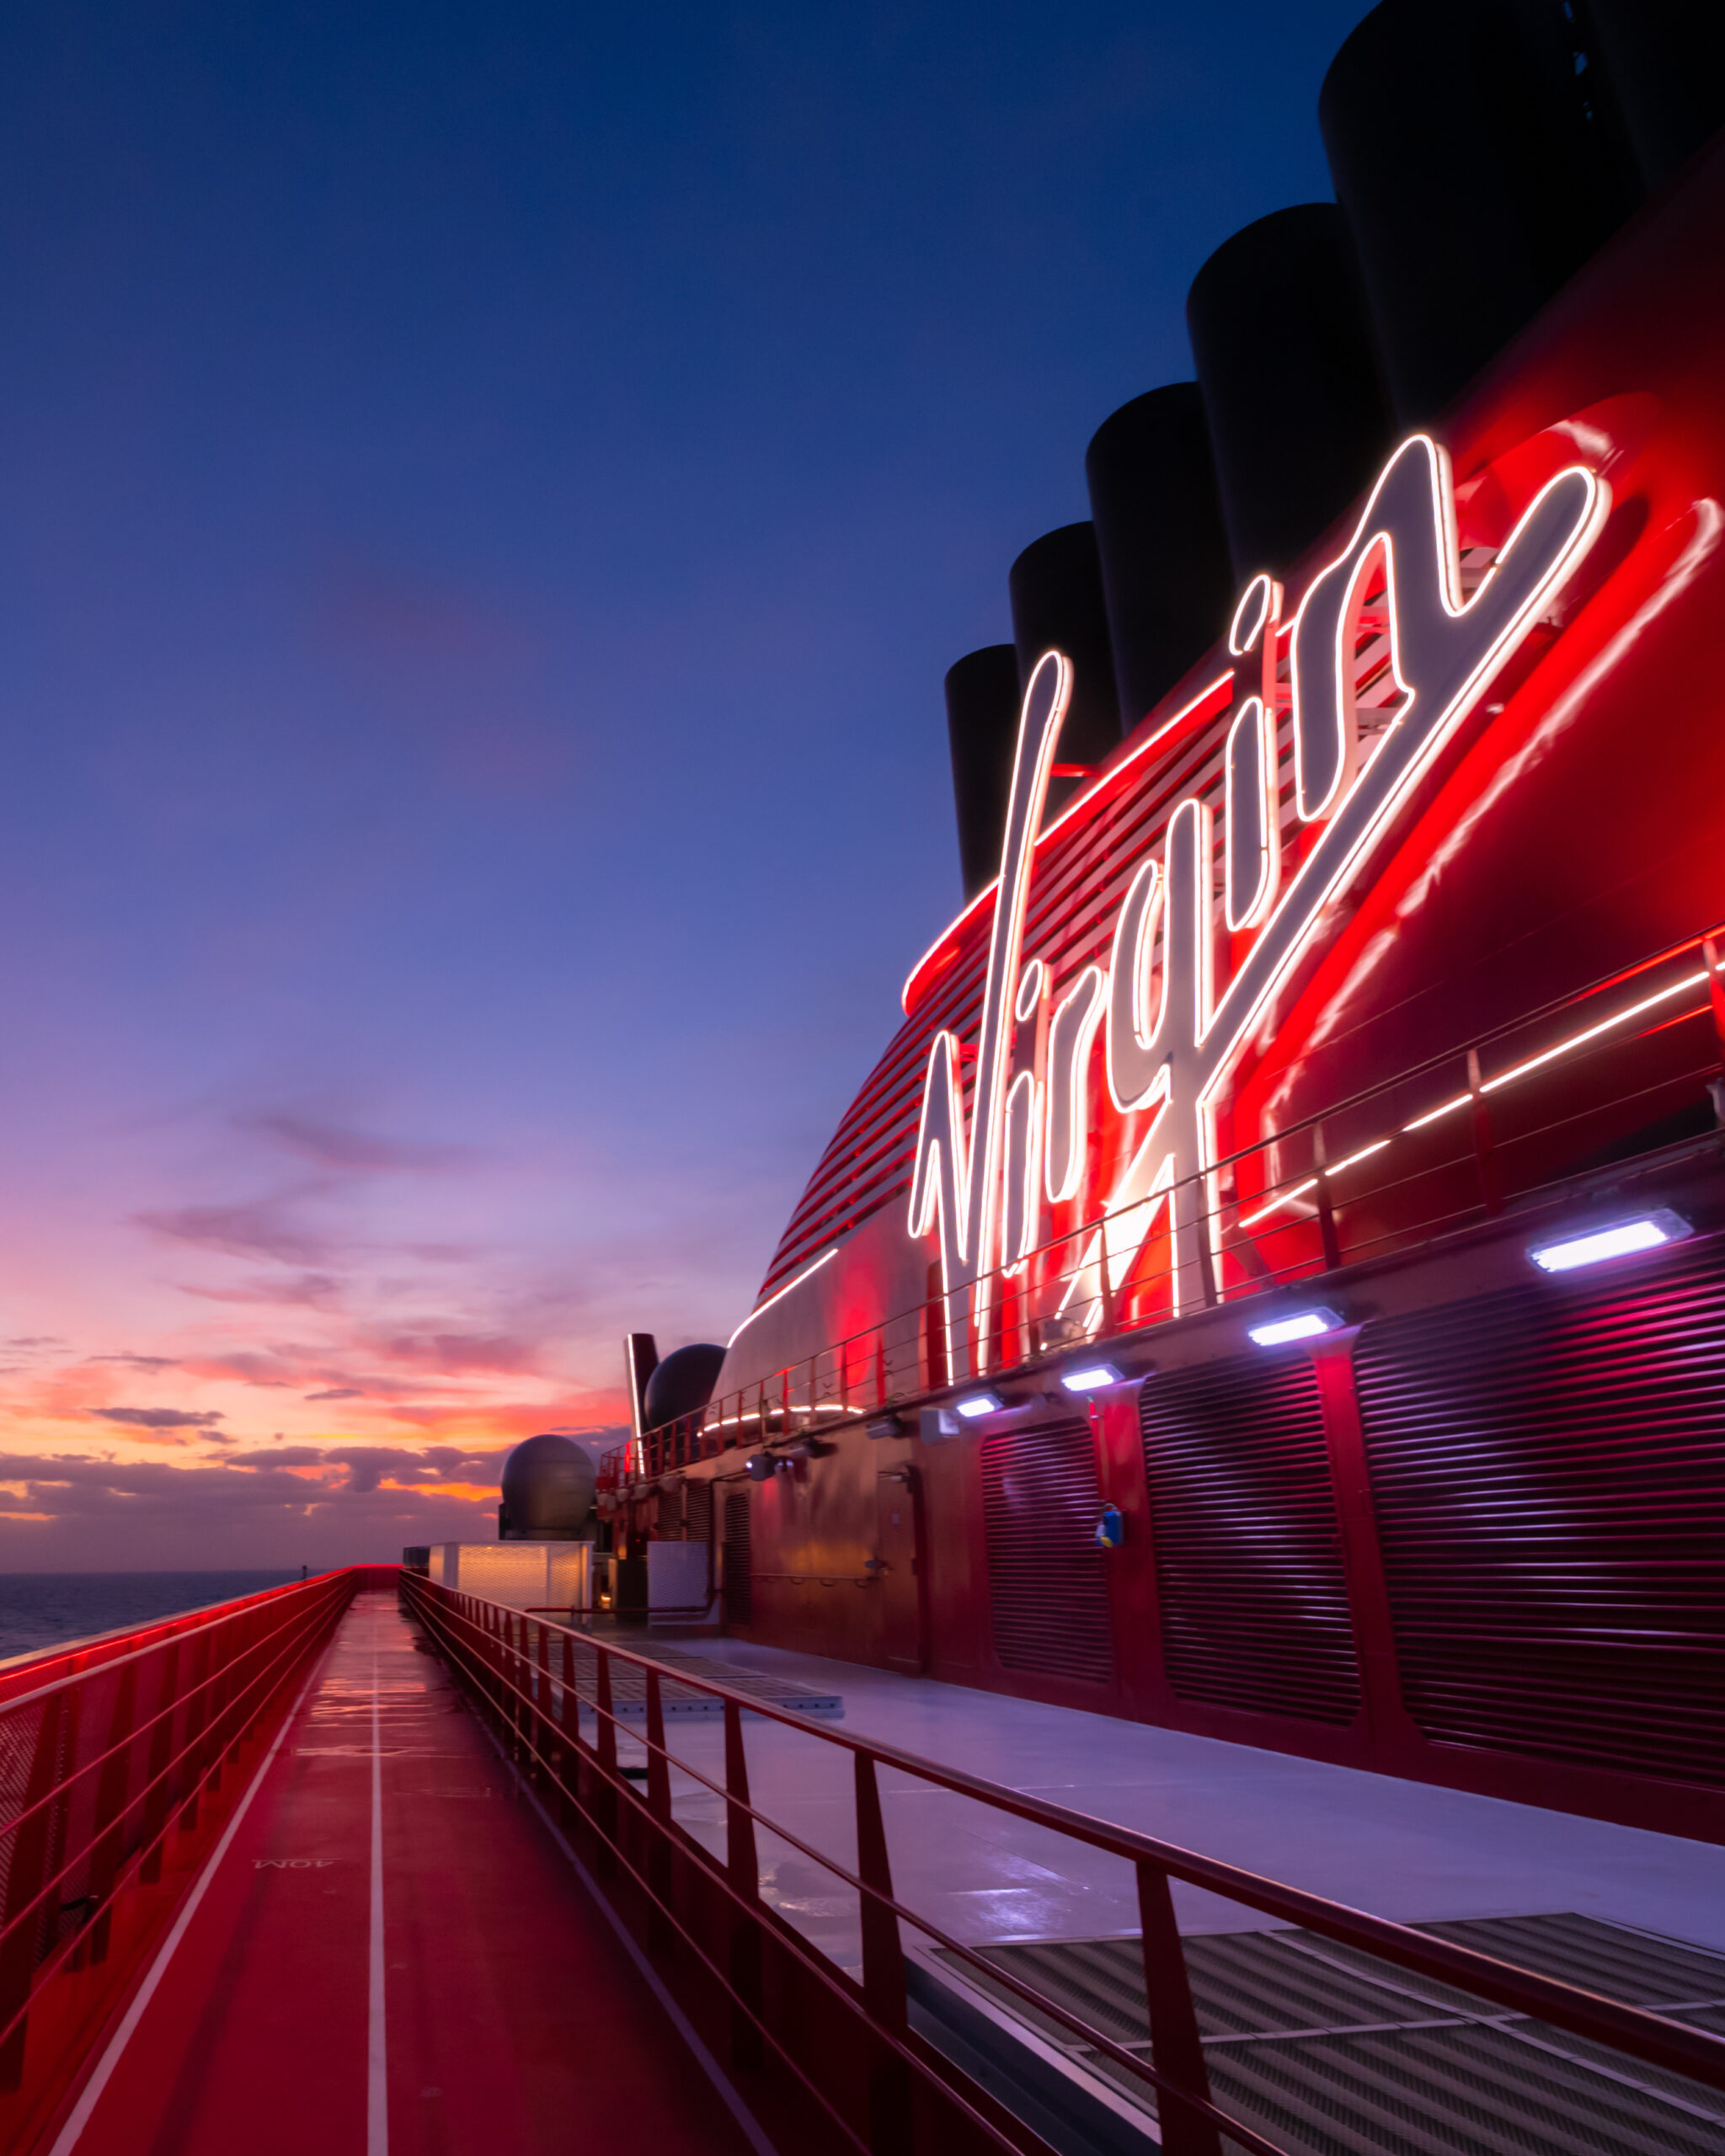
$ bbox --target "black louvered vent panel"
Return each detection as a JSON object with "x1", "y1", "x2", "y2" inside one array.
[
  {"x1": 980, "y1": 1420, "x2": 1114, "y2": 1685},
  {"x1": 723, "y1": 1493, "x2": 752, "y2": 1625},
  {"x1": 1353, "y1": 1235, "x2": 1725, "y2": 1785},
  {"x1": 686, "y1": 1481, "x2": 713, "y2": 1552},
  {"x1": 1139, "y1": 1354, "x2": 1361, "y2": 1723}
]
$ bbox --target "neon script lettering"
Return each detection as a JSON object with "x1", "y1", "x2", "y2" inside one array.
[{"x1": 909, "y1": 435, "x2": 1607, "y2": 1375}]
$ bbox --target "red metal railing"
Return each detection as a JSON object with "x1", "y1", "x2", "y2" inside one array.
[
  {"x1": 401, "y1": 1572, "x2": 1725, "y2": 2156},
  {"x1": 0, "y1": 1566, "x2": 385, "y2": 2147},
  {"x1": 607, "y1": 921, "x2": 1725, "y2": 1491}
]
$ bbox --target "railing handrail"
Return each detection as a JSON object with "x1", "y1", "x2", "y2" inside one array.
[{"x1": 409, "y1": 1576, "x2": 1725, "y2": 2102}]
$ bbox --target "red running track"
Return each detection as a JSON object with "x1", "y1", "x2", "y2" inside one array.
[{"x1": 44, "y1": 1593, "x2": 768, "y2": 2156}]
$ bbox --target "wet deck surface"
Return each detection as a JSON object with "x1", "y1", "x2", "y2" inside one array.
[
  {"x1": 649, "y1": 1632, "x2": 1725, "y2": 1974},
  {"x1": 54, "y1": 1594, "x2": 765, "y2": 2156}
]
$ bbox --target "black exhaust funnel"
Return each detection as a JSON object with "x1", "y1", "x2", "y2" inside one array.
[
  {"x1": 1188, "y1": 205, "x2": 1393, "y2": 581},
  {"x1": 1578, "y1": 0, "x2": 1725, "y2": 194},
  {"x1": 1084, "y1": 385, "x2": 1234, "y2": 732},
  {"x1": 1321, "y1": 0, "x2": 1639, "y2": 424},
  {"x1": 1007, "y1": 522, "x2": 1123, "y2": 772},
  {"x1": 945, "y1": 645, "x2": 1023, "y2": 901}
]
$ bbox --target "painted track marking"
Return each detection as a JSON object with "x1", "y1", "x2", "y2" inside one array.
[{"x1": 45, "y1": 1644, "x2": 334, "y2": 2156}]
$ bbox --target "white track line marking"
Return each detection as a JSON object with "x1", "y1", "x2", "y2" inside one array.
[
  {"x1": 369, "y1": 1614, "x2": 388, "y2": 2155},
  {"x1": 47, "y1": 1641, "x2": 334, "y2": 2156}
]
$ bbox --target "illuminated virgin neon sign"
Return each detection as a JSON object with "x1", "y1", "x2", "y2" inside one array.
[{"x1": 909, "y1": 434, "x2": 1608, "y2": 1378}]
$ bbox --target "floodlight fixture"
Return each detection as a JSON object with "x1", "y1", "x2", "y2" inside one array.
[
  {"x1": 1247, "y1": 1307, "x2": 1343, "y2": 1348},
  {"x1": 953, "y1": 1390, "x2": 1004, "y2": 1420},
  {"x1": 1060, "y1": 1361, "x2": 1126, "y2": 1395},
  {"x1": 1529, "y1": 1210, "x2": 1690, "y2": 1275}
]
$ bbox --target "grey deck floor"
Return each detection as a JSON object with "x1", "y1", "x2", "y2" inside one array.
[{"x1": 614, "y1": 1633, "x2": 1725, "y2": 1974}]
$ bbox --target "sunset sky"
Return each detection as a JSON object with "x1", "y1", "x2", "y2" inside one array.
[{"x1": 0, "y1": 0, "x2": 1362, "y2": 1567}]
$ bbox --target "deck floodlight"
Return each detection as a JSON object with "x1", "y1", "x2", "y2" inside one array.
[
  {"x1": 1529, "y1": 1209, "x2": 1690, "y2": 1274},
  {"x1": 953, "y1": 1390, "x2": 1004, "y2": 1420},
  {"x1": 1060, "y1": 1361, "x2": 1125, "y2": 1395},
  {"x1": 1247, "y1": 1307, "x2": 1343, "y2": 1348},
  {"x1": 743, "y1": 1452, "x2": 776, "y2": 1481}
]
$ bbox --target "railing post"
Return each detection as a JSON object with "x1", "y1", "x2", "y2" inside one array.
[
  {"x1": 645, "y1": 1668, "x2": 674, "y2": 1952},
  {"x1": 855, "y1": 1753, "x2": 912, "y2": 2153},
  {"x1": 594, "y1": 1646, "x2": 618, "y2": 1871},
  {"x1": 558, "y1": 1633, "x2": 579, "y2": 1830},
  {"x1": 536, "y1": 1623, "x2": 552, "y2": 1785},
  {"x1": 0, "y1": 1690, "x2": 69, "y2": 2089},
  {"x1": 138, "y1": 1639, "x2": 179, "y2": 1885},
  {"x1": 1466, "y1": 1047, "x2": 1503, "y2": 1215},
  {"x1": 83, "y1": 1662, "x2": 139, "y2": 1966},
  {"x1": 178, "y1": 1632, "x2": 211, "y2": 1833},
  {"x1": 1706, "y1": 937, "x2": 1725, "y2": 1056},
  {"x1": 723, "y1": 1700, "x2": 763, "y2": 2069},
  {"x1": 1136, "y1": 1860, "x2": 1221, "y2": 2156},
  {"x1": 1312, "y1": 1123, "x2": 1343, "y2": 1273}
]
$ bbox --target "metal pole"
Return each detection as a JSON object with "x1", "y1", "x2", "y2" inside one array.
[{"x1": 1136, "y1": 1859, "x2": 1221, "y2": 2156}]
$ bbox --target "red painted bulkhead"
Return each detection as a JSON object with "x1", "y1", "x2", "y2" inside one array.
[{"x1": 638, "y1": 140, "x2": 1725, "y2": 1844}]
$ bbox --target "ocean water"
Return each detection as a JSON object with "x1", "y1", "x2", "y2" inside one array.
[{"x1": 0, "y1": 1572, "x2": 300, "y2": 1664}]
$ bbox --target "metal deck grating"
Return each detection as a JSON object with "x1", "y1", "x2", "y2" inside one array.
[
  {"x1": 558, "y1": 1638, "x2": 843, "y2": 1721},
  {"x1": 933, "y1": 1913, "x2": 1725, "y2": 2153}
]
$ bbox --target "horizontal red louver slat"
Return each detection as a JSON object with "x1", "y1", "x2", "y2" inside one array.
[
  {"x1": 1138, "y1": 1354, "x2": 1362, "y2": 1724},
  {"x1": 1351, "y1": 1235, "x2": 1725, "y2": 1786},
  {"x1": 756, "y1": 700, "x2": 1241, "y2": 1297},
  {"x1": 980, "y1": 1420, "x2": 1115, "y2": 1687}
]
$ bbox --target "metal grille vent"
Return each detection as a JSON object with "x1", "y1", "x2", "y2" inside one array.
[
  {"x1": 722, "y1": 1493, "x2": 752, "y2": 1625},
  {"x1": 980, "y1": 1419, "x2": 1114, "y2": 1687},
  {"x1": 1351, "y1": 1235, "x2": 1725, "y2": 1785},
  {"x1": 937, "y1": 1912, "x2": 1725, "y2": 2155},
  {"x1": 685, "y1": 1480, "x2": 713, "y2": 1551},
  {"x1": 1138, "y1": 1352, "x2": 1360, "y2": 1723}
]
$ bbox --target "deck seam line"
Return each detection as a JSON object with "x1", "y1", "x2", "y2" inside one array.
[
  {"x1": 42, "y1": 1637, "x2": 336, "y2": 2156},
  {"x1": 471, "y1": 1707, "x2": 781, "y2": 2156}
]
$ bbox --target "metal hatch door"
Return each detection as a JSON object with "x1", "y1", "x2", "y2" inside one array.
[{"x1": 875, "y1": 1465, "x2": 927, "y2": 1674}]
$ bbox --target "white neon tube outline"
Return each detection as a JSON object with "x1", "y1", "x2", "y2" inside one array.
[
  {"x1": 1194, "y1": 444, "x2": 1605, "y2": 1228},
  {"x1": 1044, "y1": 963, "x2": 1106, "y2": 1203},
  {"x1": 725, "y1": 1245, "x2": 839, "y2": 1351},
  {"x1": 905, "y1": 432, "x2": 1605, "y2": 1344},
  {"x1": 1228, "y1": 573, "x2": 1281, "y2": 657},
  {"x1": 908, "y1": 651, "x2": 1072, "y2": 1378},
  {"x1": 898, "y1": 669, "x2": 1234, "y2": 1017},
  {"x1": 1001, "y1": 1066, "x2": 1043, "y2": 1273},
  {"x1": 1104, "y1": 858, "x2": 1167, "y2": 1113},
  {"x1": 1080, "y1": 437, "x2": 1604, "y2": 1316},
  {"x1": 1223, "y1": 695, "x2": 1279, "y2": 932}
]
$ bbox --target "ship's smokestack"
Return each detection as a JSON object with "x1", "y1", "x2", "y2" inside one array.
[
  {"x1": 1320, "y1": 0, "x2": 1637, "y2": 424},
  {"x1": 1578, "y1": 0, "x2": 1725, "y2": 195},
  {"x1": 1188, "y1": 205, "x2": 1393, "y2": 581},
  {"x1": 1007, "y1": 522, "x2": 1123, "y2": 766},
  {"x1": 944, "y1": 645, "x2": 1023, "y2": 901},
  {"x1": 1084, "y1": 384, "x2": 1234, "y2": 730}
]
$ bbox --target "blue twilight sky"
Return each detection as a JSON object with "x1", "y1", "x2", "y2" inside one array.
[{"x1": 0, "y1": 0, "x2": 1365, "y2": 1565}]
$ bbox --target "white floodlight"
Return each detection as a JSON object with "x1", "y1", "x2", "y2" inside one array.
[
  {"x1": 1060, "y1": 1362, "x2": 1126, "y2": 1395},
  {"x1": 1247, "y1": 1308, "x2": 1342, "y2": 1348},
  {"x1": 953, "y1": 1390, "x2": 1004, "y2": 1420},
  {"x1": 1529, "y1": 1209, "x2": 1690, "y2": 1274}
]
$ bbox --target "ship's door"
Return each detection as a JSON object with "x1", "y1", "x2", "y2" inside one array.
[{"x1": 875, "y1": 1466, "x2": 927, "y2": 1674}]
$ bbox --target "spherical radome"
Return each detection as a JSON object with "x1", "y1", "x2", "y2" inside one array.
[
  {"x1": 499, "y1": 1433, "x2": 596, "y2": 1537},
  {"x1": 643, "y1": 1343, "x2": 726, "y2": 1430}
]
